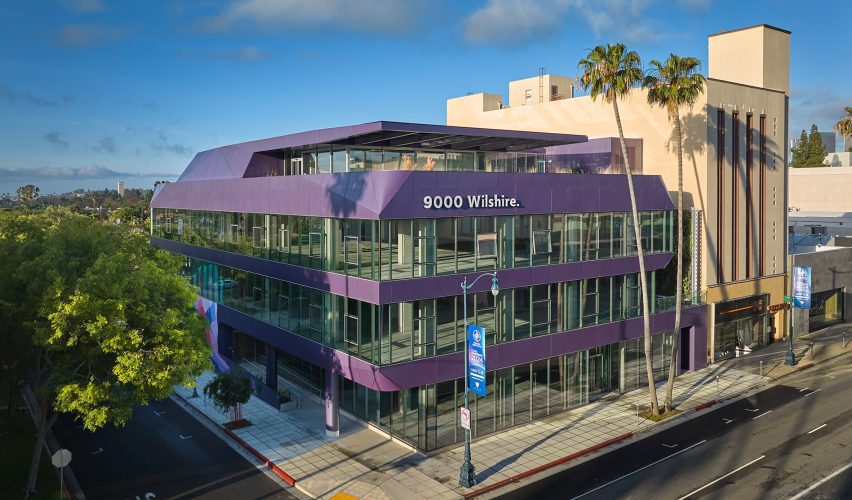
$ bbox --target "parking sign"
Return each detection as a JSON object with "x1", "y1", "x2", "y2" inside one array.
[{"x1": 460, "y1": 407, "x2": 471, "y2": 430}]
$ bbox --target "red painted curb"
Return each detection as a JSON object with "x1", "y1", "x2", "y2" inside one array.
[
  {"x1": 694, "y1": 400, "x2": 717, "y2": 412},
  {"x1": 798, "y1": 363, "x2": 814, "y2": 370},
  {"x1": 462, "y1": 432, "x2": 633, "y2": 499},
  {"x1": 223, "y1": 427, "x2": 297, "y2": 486}
]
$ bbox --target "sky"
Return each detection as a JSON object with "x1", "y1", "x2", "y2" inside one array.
[{"x1": 1, "y1": 0, "x2": 850, "y2": 195}]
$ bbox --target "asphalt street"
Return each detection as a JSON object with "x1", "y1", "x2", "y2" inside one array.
[
  {"x1": 498, "y1": 353, "x2": 852, "y2": 499},
  {"x1": 53, "y1": 397, "x2": 298, "y2": 500}
]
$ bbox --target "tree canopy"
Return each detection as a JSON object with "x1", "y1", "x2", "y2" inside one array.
[
  {"x1": 16, "y1": 184, "x2": 40, "y2": 202},
  {"x1": 791, "y1": 124, "x2": 828, "y2": 167},
  {"x1": 0, "y1": 208, "x2": 210, "y2": 494}
]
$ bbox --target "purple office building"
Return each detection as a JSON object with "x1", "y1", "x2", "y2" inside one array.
[{"x1": 151, "y1": 122, "x2": 707, "y2": 451}]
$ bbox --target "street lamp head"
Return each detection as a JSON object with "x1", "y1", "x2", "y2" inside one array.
[{"x1": 490, "y1": 275, "x2": 499, "y2": 297}]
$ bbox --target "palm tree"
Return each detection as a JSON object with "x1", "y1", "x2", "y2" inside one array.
[
  {"x1": 643, "y1": 54, "x2": 706, "y2": 414},
  {"x1": 578, "y1": 44, "x2": 660, "y2": 415},
  {"x1": 16, "y1": 184, "x2": 40, "y2": 202},
  {"x1": 836, "y1": 106, "x2": 852, "y2": 145}
]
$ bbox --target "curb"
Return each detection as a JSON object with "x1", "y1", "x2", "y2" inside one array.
[
  {"x1": 797, "y1": 362, "x2": 814, "y2": 370},
  {"x1": 171, "y1": 392, "x2": 297, "y2": 487},
  {"x1": 462, "y1": 433, "x2": 633, "y2": 499},
  {"x1": 693, "y1": 400, "x2": 717, "y2": 412}
]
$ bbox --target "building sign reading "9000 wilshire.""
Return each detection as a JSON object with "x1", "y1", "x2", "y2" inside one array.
[{"x1": 423, "y1": 194, "x2": 519, "y2": 210}]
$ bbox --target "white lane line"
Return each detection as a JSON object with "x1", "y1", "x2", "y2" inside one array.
[
  {"x1": 807, "y1": 423, "x2": 828, "y2": 434},
  {"x1": 752, "y1": 410, "x2": 772, "y2": 420},
  {"x1": 722, "y1": 418, "x2": 734, "y2": 424},
  {"x1": 745, "y1": 408, "x2": 760, "y2": 412},
  {"x1": 572, "y1": 440, "x2": 707, "y2": 499},
  {"x1": 799, "y1": 387, "x2": 809, "y2": 392},
  {"x1": 662, "y1": 443, "x2": 678, "y2": 448},
  {"x1": 90, "y1": 447, "x2": 104, "y2": 455},
  {"x1": 153, "y1": 410, "x2": 166, "y2": 416},
  {"x1": 789, "y1": 462, "x2": 852, "y2": 500},
  {"x1": 677, "y1": 455, "x2": 765, "y2": 500},
  {"x1": 804, "y1": 388, "x2": 823, "y2": 397},
  {"x1": 179, "y1": 434, "x2": 194, "y2": 440}
]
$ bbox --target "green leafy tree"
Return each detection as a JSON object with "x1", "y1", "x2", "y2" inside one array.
[
  {"x1": 835, "y1": 106, "x2": 852, "y2": 144},
  {"x1": 0, "y1": 208, "x2": 210, "y2": 496},
  {"x1": 578, "y1": 43, "x2": 660, "y2": 415},
  {"x1": 806, "y1": 124, "x2": 827, "y2": 166},
  {"x1": 643, "y1": 54, "x2": 706, "y2": 414},
  {"x1": 790, "y1": 129, "x2": 808, "y2": 167},
  {"x1": 16, "y1": 184, "x2": 40, "y2": 202},
  {"x1": 203, "y1": 370, "x2": 253, "y2": 423}
]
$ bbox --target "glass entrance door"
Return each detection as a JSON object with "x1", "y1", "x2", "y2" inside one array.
[{"x1": 588, "y1": 352, "x2": 608, "y2": 399}]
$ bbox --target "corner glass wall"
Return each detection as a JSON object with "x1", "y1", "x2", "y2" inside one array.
[
  {"x1": 340, "y1": 331, "x2": 674, "y2": 451},
  {"x1": 713, "y1": 294, "x2": 770, "y2": 361},
  {"x1": 182, "y1": 258, "x2": 669, "y2": 366},
  {"x1": 154, "y1": 209, "x2": 674, "y2": 281},
  {"x1": 809, "y1": 288, "x2": 844, "y2": 331}
]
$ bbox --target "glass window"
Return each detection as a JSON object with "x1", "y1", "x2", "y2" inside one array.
[
  {"x1": 457, "y1": 218, "x2": 475, "y2": 273},
  {"x1": 317, "y1": 149, "x2": 331, "y2": 174},
  {"x1": 582, "y1": 278, "x2": 599, "y2": 326},
  {"x1": 597, "y1": 213, "x2": 612, "y2": 260},
  {"x1": 416, "y1": 152, "x2": 445, "y2": 171},
  {"x1": 435, "y1": 218, "x2": 455, "y2": 275},
  {"x1": 332, "y1": 149, "x2": 347, "y2": 173},
  {"x1": 348, "y1": 149, "x2": 366, "y2": 172},
  {"x1": 514, "y1": 216, "x2": 530, "y2": 267},
  {"x1": 566, "y1": 215, "x2": 582, "y2": 262},
  {"x1": 612, "y1": 213, "x2": 625, "y2": 257}
]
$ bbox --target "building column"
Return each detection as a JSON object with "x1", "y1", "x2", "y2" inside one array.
[
  {"x1": 265, "y1": 344, "x2": 277, "y2": 392},
  {"x1": 324, "y1": 371, "x2": 339, "y2": 438}
]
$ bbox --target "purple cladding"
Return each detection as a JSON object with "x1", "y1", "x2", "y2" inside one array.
[
  {"x1": 171, "y1": 121, "x2": 587, "y2": 183},
  {"x1": 218, "y1": 303, "x2": 708, "y2": 392},
  {"x1": 151, "y1": 171, "x2": 673, "y2": 219}
]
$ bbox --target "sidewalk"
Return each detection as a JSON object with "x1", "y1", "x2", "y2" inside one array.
[{"x1": 173, "y1": 323, "x2": 850, "y2": 500}]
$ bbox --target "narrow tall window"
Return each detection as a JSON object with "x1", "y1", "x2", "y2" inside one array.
[
  {"x1": 731, "y1": 111, "x2": 739, "y2": 281},
  {"x1": 745, "y1": 113, "x2": 753, "y2": 278},
  {"x1": 759, "y1": 115, "x2": 766, "y2": 277},
  {"x1": 716, "y1": 108, "x2": 725, "y2": 284}
]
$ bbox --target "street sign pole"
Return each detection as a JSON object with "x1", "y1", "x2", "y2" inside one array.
[{"x1": 51, "y1": 449, "x2": 72, "y2": 500}]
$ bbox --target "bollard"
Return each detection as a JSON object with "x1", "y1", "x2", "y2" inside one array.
[
  {"x1": 716, "y1": 375, "x2": 720, "y2": 399},
  {"x1": 844, "y1": 333, "x2": 847, "y2": 349},
  {"x1": 810, "y1": 341, "x2": 815, "y2": 360},
  {"x1": 760, "y1": 360, "x2": 763, "y2": 378},
  {"x1": 636, "y1": 402, "x2": 640, "y2": 427}
]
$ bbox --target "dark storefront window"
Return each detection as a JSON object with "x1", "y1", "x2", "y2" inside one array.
[
  {"x1": 713, "y1": 294, "x2": 769, "y2": 361},
  {"x1": 809, "y1": 289, "x2": 844, "y2": 331}
]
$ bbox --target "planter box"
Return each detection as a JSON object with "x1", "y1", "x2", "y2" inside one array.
[{"x1": 279, "y1": 400, "x2": 298, "y2": 412}]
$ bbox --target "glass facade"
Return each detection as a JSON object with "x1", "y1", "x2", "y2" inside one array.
[
  {"x1": 338, "y1": 331, "x2": 674, "y2": 451},
  {"x1": 155, "y1": 209, "x2": 674, "y2": 281},
  {"x1": 182, "y1": 258, "x2": 659, "y2": 365},
  {"x1": 809, "y1": 288, "x2": 844, "y2": 331},
  {"x1": 713, "y1": 294, "x2": 770, "y2": 361}
]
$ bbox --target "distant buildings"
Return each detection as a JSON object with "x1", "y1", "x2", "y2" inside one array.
[{"x1": 117, "y1": 181, "x2": 125, "y2": 197}]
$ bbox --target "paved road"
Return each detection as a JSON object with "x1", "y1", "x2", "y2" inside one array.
[
  {"x1": 53, "y1": 397, "x2": 298, "y2": 500},
  {"x1": 498, "y1": 353, "x2": 852, "y2": 499}
]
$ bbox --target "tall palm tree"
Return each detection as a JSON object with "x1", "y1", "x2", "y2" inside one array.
[
  {"x1": 578, "y1": 44, "x2": 660, "y2": 415},
  {"x1": 836, "y1": 106, "x2": 852, "y2": 144},
  {"x1": 643, "y1": 54, "x2": 706, "y2": 414}
]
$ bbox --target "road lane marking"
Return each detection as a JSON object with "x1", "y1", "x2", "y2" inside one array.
[
  {"x1": 571, "y1": 440, "x2": 707, "y2": 499},
  {"x1": 677, "y1": 455, "x2": 765, "y2": 499},
  {"x1": 807, "y1": 424, "x2": 827, "y2": 434},
  {"x1": 752, "y1": 410, "x2": 772, "y2": 420},
  {"x1": 799, "y1": 387, "x2": 809, "y2": 392},
  {"x1": 804, "y1": 388, "x2": 823, "y2": 397},
  {"x1": 745, "y1": 408, "x2": 759, "y2": 412},
  {"x1": 90, "y1": 448, "x2": 103, "y2": 455},
  {"x1": 789, "y1": 462, "x2": 852, "y2": 500},
  {"x1": 662, "y1": 443, "x2": 678, "y2": 448},
  {"x1": 153, "y1": 410, "x2": 166, "y2": 416},
  {"x1": 722, "y1": 418, "x2": 734, "y2": 424},
  {"x1": 179, "y1": 434, "x2": 194, "y2": 440}
]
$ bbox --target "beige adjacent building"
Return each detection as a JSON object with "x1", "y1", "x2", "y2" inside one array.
[{"x1": 447, "y1": 24, "x2": 792, "y2": 363}]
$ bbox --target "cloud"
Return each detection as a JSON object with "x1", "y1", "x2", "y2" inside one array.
[
  {"x1": 464, "y1": 0, "x2": 660, "y2": 46},
  {"x1": 0, "y1": 83, "x2": 74, "y2": 108},
  {"x1": 97, "y1": 136, "x2": 118, "y2": 153},
  {"x1": 0, "y1": 165, "x2": 174, "y2": 180},
  {"x1": 678, "y1": 0, "x2": 711, "y2": 9},
  {"x1": 464, "y1": 0, "x2": 562, "y2": 46},
  {"x1": 62, "y1": 0, "x2": 105, "y2": 13},
  {"x1": 150, "y1": 131, "x2": 192, "y2": 157},
  {"x1": 181, "y1": 45, "x2": 273, "y2": 63},
  {"x1": 44, "y1": 131, "x2": 70, "y2": 149},
  {"x1": 790, "y1": 86, "x2": 852, "y2": 149},
  {"x1": 201, "y1": 0, "x2": 428, "y2": 34},
  {"x1": 57, "y1": 24, "x2": 130, "y2": 48}
]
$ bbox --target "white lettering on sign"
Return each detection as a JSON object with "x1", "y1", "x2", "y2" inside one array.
[{"x1": 423, "y1": 195, "x2": 519, "y2": 210}]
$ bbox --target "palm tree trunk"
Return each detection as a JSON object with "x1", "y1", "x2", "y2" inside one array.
[
  {"x1": 613, "y1": 98, "x2": 659, "y2": 415},
  {"x1": 665, "y1": 108, "x2": 685, "y2": 413}
]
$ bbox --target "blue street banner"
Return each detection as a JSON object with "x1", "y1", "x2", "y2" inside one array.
[
  {"x1": 792, "y1": 265, "x2": 812, "y2": 309},
  {"x1": 467, "y1": 325, "x2": 487, "y2": 397}
]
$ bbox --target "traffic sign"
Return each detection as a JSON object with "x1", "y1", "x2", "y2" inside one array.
[
  {"x1": 783, "y1": 295, "x2": 793, "y2": 303},
  {"x1": 51, "y1": 449, "x2": 72, "y2": 468},
  {"x1": 460, "y1": 407, "x2": 471, "y2": 430}
]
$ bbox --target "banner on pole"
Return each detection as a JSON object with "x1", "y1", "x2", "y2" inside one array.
[
  {"x1": 467, "y1": 325, "x2": 486, "y2": 397},
  {"x1": 792, "y1": 265, "x2": 812, "y2": 309}
]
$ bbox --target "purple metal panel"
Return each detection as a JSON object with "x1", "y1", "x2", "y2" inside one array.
[
  {"x1": 152, "y1": 171, "x2": 674, "y2": 217},
  {"x1": 156, "y1": 238, "x2": 672, "y2": 304},
  {"x1": 219, "y1": 302, "x2": 707, "y2": 391}
]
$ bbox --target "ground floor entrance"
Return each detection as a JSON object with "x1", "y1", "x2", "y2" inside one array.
[{"x1": 713, "y1": 294, "x2": 771, "y2": 362}]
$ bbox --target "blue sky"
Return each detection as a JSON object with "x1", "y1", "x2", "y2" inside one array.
[{"x1": 1, "y1": 0, "x2": 850, "y2": 195}]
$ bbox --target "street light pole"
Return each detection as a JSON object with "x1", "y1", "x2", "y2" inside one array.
[
  {"x1": 785, "y1": 260, "x2": 797, "y2": 366},
  {"x1": 459, "y1": 272, "x2": 499, "y2": 489}
]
